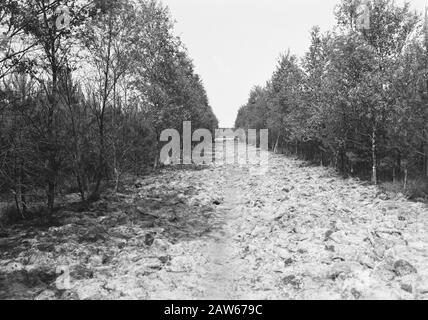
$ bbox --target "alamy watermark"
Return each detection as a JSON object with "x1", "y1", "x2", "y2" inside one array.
[
  {"x1": 356, "y1": 0, "x2": 370, "y2": 30},
  {"x1": 56, "y1": 265, "x2": 71, "y2": 290},
  {"x1": 159, "y1": 122, "x2": 269, "y2": 175},
  {"x1": 1, "y1": 1, "x2": 70, "y2": 49},
  {"x1": 55, "y1": 4, "x2": 71, "y2": 30}
]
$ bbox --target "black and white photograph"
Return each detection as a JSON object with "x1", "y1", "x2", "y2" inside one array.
[{"x1": 0, "y1": 0, "x2": 428, "y2": 304}]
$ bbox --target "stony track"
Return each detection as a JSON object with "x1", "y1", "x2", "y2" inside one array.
[{"x1": 1, "y1": 143, "x2": 428, "y2": 300}]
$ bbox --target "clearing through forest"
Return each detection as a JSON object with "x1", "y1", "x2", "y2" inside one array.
[{"x1": 1, "y1": 142, "x2": 428, "y2": 299}]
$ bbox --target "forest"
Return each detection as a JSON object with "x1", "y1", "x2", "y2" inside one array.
[
  {"x1": 0, "y1": 0, "x2": 218, "y2": 223},
  {"x1": 235, "y1": 0, "x2": 428, "y2": 199},
  {"x1": 1, "y1": 0, "x2": 428, "y2": 301}
]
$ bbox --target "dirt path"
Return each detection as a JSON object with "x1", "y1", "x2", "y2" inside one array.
[
  {"x1": 1, "y1": 142, "x2": 428, "y2": 300},
  {"x1": 143, "y1": 143, "x2": 428, "y2": 300}
]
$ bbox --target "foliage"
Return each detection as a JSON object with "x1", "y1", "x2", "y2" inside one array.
[
  {"x1": 235, "y1": 0, "x2": 427, "y2": 191},
  {"x1": 0, "y1": 0, "x2": 218, "y2": 220}
]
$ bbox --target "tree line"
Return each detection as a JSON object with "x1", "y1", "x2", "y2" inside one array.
[
  {"x1": 0, "y1": 0, "x2": 218, "y2": 220},
  {"x1": 235, "y1": 0, "x2": 428, "y2": 197}
]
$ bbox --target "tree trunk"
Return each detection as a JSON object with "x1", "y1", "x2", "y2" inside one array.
[
  {"x1": 46, "y1": 79, "x2": 57, "y2": 217},
  {"x1": 76, "y1": 173, "x2": 86, "y2": 202},
  {"x1": 371, "y1": 125, "x2": 378, "y2": 185},
  {"x1": 113, "y1": 142, "x2": 120, "y2": 194},
  {"x1": 154, "y1": 153, "x2": 159, "y2": 169},
  {"x1": 13, "y1": 192, "x2": 22, "y2": 219},
  {"x1": 20, "y1": 160, "x2": 27, "y2": 217},
  {"x1": 274, "y1": 134, "x2": 280, "y2": 154},
  {"x1": 396, "y1": 151, "x2": 401, "y2": 182},
  {"x1": 425, "y1": 8, "x2": 428, "y2": 178},
  {"x1": 114, "y1": 168, "x2": 120, "y2": 194},
  {"x1": 46, "y1": 18, "x2": 59, "y2": 218},
  {"x1": 13, "y1": 156, "x2": 27, "y2": 219},
  {"x1": 404, "y1": 169, "x2": 408, "y2": 190},
  {"x1": 425, "y1": 142, "x2": 428, "y2": 178},
  {"x1": 93, "y1": 15, "x2": 114, "y2": 198},
  {"x1": 334, "y1": 150, "x2": 339, "y2": 169}
]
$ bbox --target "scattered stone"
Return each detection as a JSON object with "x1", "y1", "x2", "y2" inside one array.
[
  {"x1": 276, "y1": 247, "x2": 289, "y2": 259},
  {"x1": 37, "y1": 242, "x2": 55, "y2": 252},
  {"x1": 273, "y1": 213, "x2": 285, "y2": 221},
  {"x1": 60, "y1": 290, "x2": 80, "y2": 300},
  {"x1": 79, "y1": 225, "x2": 107, "y2": 243},
  {"x1": 1, "y1": 143, "x2": 428, "y2": 300},
  {"x1": 158, "y1": 256, "x2": 171, "y2": 264},
  {"x1": 325, "y1": 245, "x2": 335, "y2": 252},
  {"x1": 297, "y1": 248, "x2": 307, "y2": 254},
  {"x1": 351, "y1": 288, "x2": 362, "y2": 299},
  {"x1": 153, "y1": 238, "x2": 169, "y2": 251},
  {"x1": 328, "y1": 263, "x2": 353, "y2": 281},
  {"x1": 324, "y1": 230, "x2": 334, "y2": 241},
  {"x1": 394, "y1": 260, "x2": 417, "y2": 277},
  {"x1": 89, "y1": 255, "x2": 104, "y2": 267},
  {"x1": 282, "y1": 275, "x2": 301, "y2": 289},
  {"x1": 35, "y1": 290, "x2": 57, "y2": 300},
  {"x1": 144, "y1": 233, "x2": 155, "y2": 246},
  {"x1": 377, "y1": 192, "x2": 390, "y2": 201},
  {"x1": 283, "y1": 258, "x2": 294, "y2": 267},
  {"x1": 70, "y1": 266, "x2": 94, "y2": 280},
  {"x1": 400, "y1": 283, "x2": 413, "y2": 293}
]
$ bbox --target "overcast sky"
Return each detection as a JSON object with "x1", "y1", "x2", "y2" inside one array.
[{"x1": 164, "y1": 0, "x2": 426, "y2": 128}]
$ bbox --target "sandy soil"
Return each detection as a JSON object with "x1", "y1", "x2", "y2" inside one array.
[{"x1": 1, "y1": 143, "x2": 428, "y2": 300}]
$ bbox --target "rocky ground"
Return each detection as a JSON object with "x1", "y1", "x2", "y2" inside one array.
[{"x1": 1, "y1": 143, "x2": 428, "y2": 300}]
